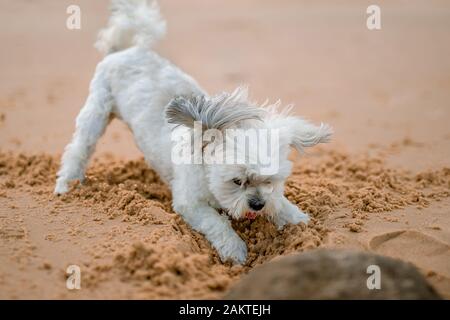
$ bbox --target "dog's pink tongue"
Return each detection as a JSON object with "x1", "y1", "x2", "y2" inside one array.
[{"x1": 245, "y1": 211, "x2": 257, "y2": 220}]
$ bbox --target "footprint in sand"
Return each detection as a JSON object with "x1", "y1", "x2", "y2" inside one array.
[{"x1": 369, "y1": 230, "x2": 450, "y2": 278}]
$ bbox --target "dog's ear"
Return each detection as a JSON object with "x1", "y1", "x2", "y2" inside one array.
[
  {"x1": 270, "y1": 116, "x2": 333, "y2": 153},
  {"x1": 165, "y1": 86, "x2": 264, "y2": 131}
]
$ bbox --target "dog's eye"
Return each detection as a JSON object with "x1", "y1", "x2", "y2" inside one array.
[{"x1": 232, "y1": 178, "x2": 242, "y2": 186}]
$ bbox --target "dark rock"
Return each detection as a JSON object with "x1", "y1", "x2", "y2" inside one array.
[{"x1": 226, "y1": 249, "x2": 441, "y2": 299}]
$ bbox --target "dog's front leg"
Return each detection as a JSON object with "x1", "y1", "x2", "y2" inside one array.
[
  {"x1": 176, "y1": 203, "x2": 247, "y2": 264},
  {"x1": 274, "y1": 196, "x2": 310, "y2": 229}
]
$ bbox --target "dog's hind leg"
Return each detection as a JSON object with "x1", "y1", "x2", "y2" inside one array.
[{"x1": 54, "y1": 70, "x2": 113, "y2": 194}]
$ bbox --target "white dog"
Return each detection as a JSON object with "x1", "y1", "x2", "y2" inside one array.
[{"x1": 54, "y1": 0, "x2": 332, "y2": 264}]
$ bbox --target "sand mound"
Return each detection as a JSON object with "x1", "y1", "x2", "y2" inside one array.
[
  {"x1": 0, "y1": 149, "x2": 449, "y2": 298},
  {"x1": 370, "y1": 230, "x2": 450, "y2": 277}
]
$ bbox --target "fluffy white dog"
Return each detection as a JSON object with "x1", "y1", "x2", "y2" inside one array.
[{"x1": 54, "y1": 0, "x2": 332, "y2": 264}]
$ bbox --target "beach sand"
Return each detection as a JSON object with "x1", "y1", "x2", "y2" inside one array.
[{"x1": 0, "y1": 0, "x2": 449, "y2": 299}]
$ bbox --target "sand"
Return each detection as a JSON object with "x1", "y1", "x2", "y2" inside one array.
[
  {"x1": 0, "y1": 148, "x2": 448, "y2": 298},
  {"x1": 1, "y1": 0, "x2": 449, "y2": 299}
]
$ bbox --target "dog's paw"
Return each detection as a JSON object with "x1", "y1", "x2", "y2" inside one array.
[
  {"x1": 274, "y1": 215, "x2": 290, "y2": 229},
  {"x1": 54, "y1": 178, "x2": 70, "y2": 195},
  {"x1": 290, "y1": 210, "x2": 310, "y2": 225},
  {"x1": 275, "y1": 201, "x2": 310, "y2": 229},
  {"x1": 215, "y1": 233, "x2": 247, "y2": 265}
]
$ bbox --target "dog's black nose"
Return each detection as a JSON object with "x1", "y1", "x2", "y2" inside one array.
[{"x1": 248, "y1": 198, "x2": 265, "y2": 211}]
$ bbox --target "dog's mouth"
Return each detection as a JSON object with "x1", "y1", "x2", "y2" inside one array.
[{"x1": 244, "y1": 211, "x2": 258, "y2": 220}]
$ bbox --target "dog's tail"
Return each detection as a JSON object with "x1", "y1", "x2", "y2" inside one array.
[{"x1": 95, "y1": 0, "x2": 166, "y2": 55}]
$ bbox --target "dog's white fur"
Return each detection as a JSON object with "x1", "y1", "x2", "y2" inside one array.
[{"x1": 54, "y1": 0, "x2": 332, "y2": 264}]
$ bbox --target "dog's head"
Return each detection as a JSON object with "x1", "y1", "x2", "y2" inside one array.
[{"x1": 166, "y1": 86, "x2": 332, "y2": 220}]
